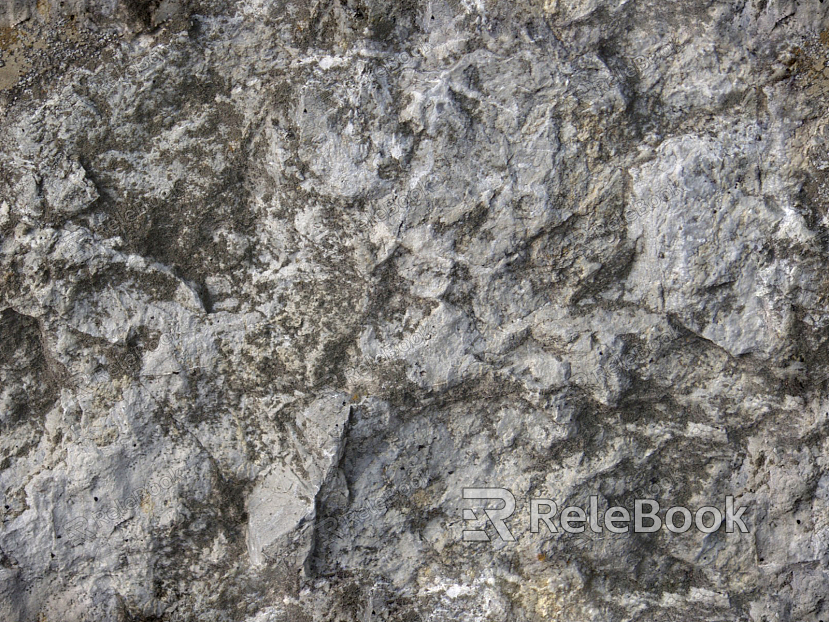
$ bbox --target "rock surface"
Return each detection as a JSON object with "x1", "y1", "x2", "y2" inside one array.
[{"x1": 1, "y1": 0, "x2": 829, "y2": 620}]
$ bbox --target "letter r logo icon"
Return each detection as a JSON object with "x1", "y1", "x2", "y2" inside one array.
[{"x1": 462, "y1": 488, "x2": 516, "y2": 542}]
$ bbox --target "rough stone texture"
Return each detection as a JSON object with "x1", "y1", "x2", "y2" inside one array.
[{"x1": 2, "y1": 0, "x2": 829, "y2": 620}]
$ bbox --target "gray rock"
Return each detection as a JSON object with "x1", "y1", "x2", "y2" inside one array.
[
  {"x1": 247, "y1": 393, "x2": 350, "y2": 570},
  {"x1": 1, "y1": 0, "x2": 829, "y2": 620}
]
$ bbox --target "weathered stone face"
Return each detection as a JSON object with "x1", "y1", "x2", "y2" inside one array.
[
  {"x1": 2, "y1": 0, "x2": 829, "y2": 620},
  {"x1": 246, "y1": 393, "x2": 350, "y2": 569},
  {"x1": 0, "y1": 0, "x2": 136, "y2": 28},
  {"x1": 0, "y1": 0, "x2": 34, "y2": 28}
]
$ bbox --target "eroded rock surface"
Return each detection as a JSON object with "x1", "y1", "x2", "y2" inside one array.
[{"x1": 2, "y1": 0, "x2": 829, "y2": 620}]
